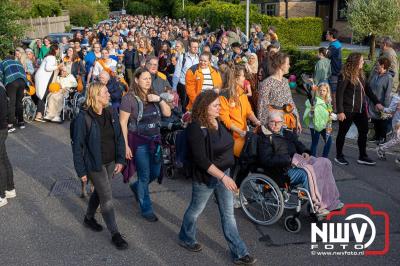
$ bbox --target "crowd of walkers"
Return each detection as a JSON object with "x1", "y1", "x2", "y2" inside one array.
[{"x1": 1, "y1": 14, "x2": 399, "y2": 264}]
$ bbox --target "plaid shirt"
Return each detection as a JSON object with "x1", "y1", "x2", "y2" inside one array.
[{"x1": 0, "y1": 59, "x2": 27, "y2": 86}]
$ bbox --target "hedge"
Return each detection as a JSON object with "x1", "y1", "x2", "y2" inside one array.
[
  {"x1": 175, "y1": 1, "x2": 322, "y2": 46},
  {"x1": 127, "y1": 2, "x2": 152, "y2": 16}
]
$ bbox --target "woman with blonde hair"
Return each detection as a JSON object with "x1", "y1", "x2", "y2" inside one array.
[
  {"x1": 15, "y1": 47, "x2": 28, "y2": 72},
  {"x1": 71, "y1": 82, "x2": 128, "y2": 250},
  {"x1": 134, "y1": 37, "x2": 154, "y2": 68}
]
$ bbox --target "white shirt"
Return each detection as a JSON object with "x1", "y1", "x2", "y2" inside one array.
[
  {"x1": 201, "y1": 67, "x2": 214, "y2": 91},
  {"x1": 172, "y1": 52, "x2": 199, "y2": 89},
  {"x1": 92, "y1": 59, "x2": 117, "y2": 77}
]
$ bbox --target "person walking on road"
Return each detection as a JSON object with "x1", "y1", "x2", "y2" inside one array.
[
  {"x1": 71, "y1": 82, "x2": 128, "y2": 250},
  {"x1": 178, "y1": 90, "x2": 257, "y2": 265},
  {"x1": 0, "y1": 81, "x2": 16, "y2": 207}
]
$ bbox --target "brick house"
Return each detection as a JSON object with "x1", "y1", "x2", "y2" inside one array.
[{"x1": 253, "y1": 0, "x2": 351, "y2": 41}]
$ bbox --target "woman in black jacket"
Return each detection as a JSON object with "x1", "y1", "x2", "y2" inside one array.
[
  {"x1": 335, "y1": 53, "x2": 384, "y2": 166},
  {"x1": 178, "y1": 90, "x2": 256, "y2": 265},
  {"x1": 71, "y1": 82, "x2": 128, "y2": 250}
]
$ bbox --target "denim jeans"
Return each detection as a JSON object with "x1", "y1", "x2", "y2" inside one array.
[
  {"x1": 310, "y1": 128, "x2": 332, "y2": 158},
  {"x1": 130, "y1": 144, "x2": 161, "y2": 216},
  {"x1": 288, "y1": 168, "x2": 309, "y2": 191},
  {"x1": 179, "y1": 177, "x2": 249, "y2": 259}
]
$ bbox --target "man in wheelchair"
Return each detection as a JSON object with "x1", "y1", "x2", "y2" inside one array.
[{"x1": 257, "y1": 111, "x2": 343, "y2": 218}]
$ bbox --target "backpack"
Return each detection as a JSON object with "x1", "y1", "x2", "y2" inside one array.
[{"x1": 128, "y1": 94, "x2": 161, "y2": 134}]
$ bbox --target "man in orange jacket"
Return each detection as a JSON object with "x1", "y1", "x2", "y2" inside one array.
[{"x1": 185, "y1": 51, "x2": 222, "y2": 110}]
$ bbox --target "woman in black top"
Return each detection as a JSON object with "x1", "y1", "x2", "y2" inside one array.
[
  {"x1": 71, "y1": 82, "x2": 128, "y2": 250},
  {"x1": 335, "y1": 53, "x2": 383, "y2": 166},
  {"x1": 178, "y1": 90, "x2": 256, "y2": 265}
]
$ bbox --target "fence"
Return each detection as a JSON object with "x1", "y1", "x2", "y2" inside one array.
[{"x1": 19, "y1": 15, "x2": 70, "y2": 39}]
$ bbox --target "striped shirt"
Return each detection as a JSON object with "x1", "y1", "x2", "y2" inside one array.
[
  {"x1": 0, "y1": 59, "x2": 27, "y2": 86},
  {"x1": 201, "y1": 67, "x2": 214, "y2": 91}
]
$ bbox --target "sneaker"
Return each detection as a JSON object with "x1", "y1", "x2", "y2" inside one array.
[
  {"x1": 83, "y1": 216, "x2": 103, "y2": 232},
  {"x1": 18, "y1": 122, "x2": 25, "y2": 129},
  {"x1": 111, "y1": 232, "x2": 128, "y2": 250},
  {"x1": 51, "y1": 116, "x2": 62, "y2": 123},
  {"x1": 5, "y1": 189, "x2": 16, "y2": 199},
  {"x1": 335, "y1": 156, "x2": 349, "y2": 165},
  {"x1": 316, "y1": 208, "x2": 330, "y2": 220},
  {"x1": 233, "y1": 255, "x2": 257, "y2": 265},
  {"x1": 333, "y1": 202, "x2": 345, "y2": 211},
  {"x1": 376, "y1": 146, "x2": 386, "y2": 160},
  {"x1": 179, "y1": 241, "x2": 203, "y2": 252},
  {"x1": 142, "y1": 213, "x2": 158, "y2": 222},
  {"x1": 0, "y1": 197, "x2": 8, "y2": 208},
  {"x1": 7, "y1": 126, "x2": 16, "y2": 133},
  {"x1": 357, "y1": 157, "x2": 376, "y2": 166}
]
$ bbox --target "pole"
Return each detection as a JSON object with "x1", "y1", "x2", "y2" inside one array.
[{"x1": 246, "y1": 0, "x2": 250, "y2": 39}]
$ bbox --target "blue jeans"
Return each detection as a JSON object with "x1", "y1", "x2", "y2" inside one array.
[
  {"x1": 130, "y1": 144, "x2": 161, "y2": 216},
  {"x1": 179, "y1": 178, "x2": 249, "y2": 259},
  {"x1": 288, "y1": 168, "x2": 309, "y2": 191},
  {"x1": 310, "y1": 128, "x2": 332, "y2": 158}
]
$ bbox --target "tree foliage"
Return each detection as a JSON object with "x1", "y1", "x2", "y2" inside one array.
[
  {"x1": 346, "y1": 0, "x2": 400, "y2": 58},
  {"x1": 0, "y1": 0, "x2": 26, "y2": 58}
]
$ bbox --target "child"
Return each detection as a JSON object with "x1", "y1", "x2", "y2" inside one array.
[
  {"x1": 313, "y1": 48, "x2": 332, "y2": 86},
  {"x1": 376, "y1": 89, "x2": 400, "y2": 163},
  {"x1": 303, "y1": 82, "x2": 334, "y2": 158}
]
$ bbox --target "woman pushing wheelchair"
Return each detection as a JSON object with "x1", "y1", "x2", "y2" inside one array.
[{"x1": 257, "y1": 111, "x2": 344, "y2": 219}]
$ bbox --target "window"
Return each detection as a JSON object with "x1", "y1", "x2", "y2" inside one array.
[
  {"x1": 261, "y1": 3, "x2": 276, "y2": 16},
  {"x1": 337, "y1": 0, "x2": 347, "y2": 20}
]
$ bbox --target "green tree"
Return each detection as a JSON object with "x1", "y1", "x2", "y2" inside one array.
[
  {"x1": 346, "y1": 0, "x2": 400, "y2": 59},
  {"x1": 0, "y1": 0, "x2": 26, "y2": 58}
]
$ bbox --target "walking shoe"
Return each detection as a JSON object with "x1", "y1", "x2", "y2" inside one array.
[
  {"x1": 233, "y1": 255, "x2": 257, "y2": 265},
  {"x1": 5, "y1": 189, "x2": 16, "y2": 199},
  {"x1": 111, "y1": 232, "x2": 128, "y2": 250},
  {"x1": 179, "y1": 241, "x2": 203, "y2": 252},
  {"x1": 18, "y1": 122, "x2": 25, "y2": 129},
  {"x1": 316, "y1": 208, "x2": 330, "y2": 220},
  {"x1": 334, "y1": 156, "x2": 349, "y2": 165},
  {"x1": 376, "y1": 146, "x2": 386, "y2": 160},
  {"x1": 51, "y1": 116, "x2": 62, "y2": 123},
  {"x1": 333, "y1": 201, "x2": 345, "y2": 211},
  {"x1": 142, "y1": 213, "x2": 158, "y2": 222},
  {"x1": 0, "y1": 197, "x2": 8, "y2": 208},
  {"x1": 7, "y1": 126, "x2": 16, "y2": 133},
  {"x1": 83, "y1": 216, "x2": 103, "y2": 232},
  {"x1": 357, "y1": 157, "x2": 376, "y2": 166}
]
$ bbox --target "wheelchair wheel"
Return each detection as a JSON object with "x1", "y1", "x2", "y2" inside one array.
[
  {"x1": 22, "y1": 97, "x2": 36, "y2": 122},
  {"x1": 284, "y1": 215, "x2": 301, "y2": 233},
  {"x1": 240, "y1": 173, "x2": 285, "y2": 225}
]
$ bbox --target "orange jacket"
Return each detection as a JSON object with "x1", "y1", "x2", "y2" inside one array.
[
  {"x1": 219, "y1": 87, "x2": 254, "y2": 157},
  {"x1": 185, "y1": 64, "x2": 222, "y2": 110}
]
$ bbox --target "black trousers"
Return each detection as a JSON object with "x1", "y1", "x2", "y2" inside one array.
[
  {"x1": 6, "y1": 78, "x2": 26, "y2": 126},
  {"x1": 372, "y1": 118, "x2": 388, "y2": 141},
  {"x1": 177, "y1": 82, "x2": 187, "y2": 113},
  {"x1": 0, "y1": 129, "x2": 14, "y2": 198},
  {"x1": 336, "y1": 112, "x2": 369, "y2": 158}
]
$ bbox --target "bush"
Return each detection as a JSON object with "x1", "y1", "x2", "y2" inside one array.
[
  {"x1": 30, "y1": 0, "x2": 61, "y2": 18},
  {"x1": 127, "y1": 2, "x2": 152, "y2": 16},
  {"x1": 175, "y1": 1, "x2": 322, "y2": 46},
  {"x1": 69, "y1": 5, "x2": 96, "y2": 27}
]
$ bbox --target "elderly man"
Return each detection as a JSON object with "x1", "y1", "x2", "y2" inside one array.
[
  {"x1": 145, "y1": 56, "x2": 171, "y2": 95},
  {"x1": 378, "y1": 37, "x2": 399, "y2": 94},
  {"x1": 185, "y1": 51, "x2": 222, "y2": 110},
  {"x1": 98, "y1": 71, "x2": 125, "y2": 111}
]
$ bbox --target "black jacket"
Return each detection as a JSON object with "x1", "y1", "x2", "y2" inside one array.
[
  {"x1": 336, "y1": 75, "x2": 380, "y2": 114},
  {"x1": 0, "y1": 82, "x2": 8, "y2": 130},
  {"x1": 123, "y1": 49, "x2": 135, "y2": 69},
  {"x1": 187, "y1": 121, "x2": 234, "y2": 185},
  {"x1": 257, "y1": 127, "x2": 309, "y2": 187}
]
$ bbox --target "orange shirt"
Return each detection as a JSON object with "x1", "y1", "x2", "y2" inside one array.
[{"x1": 219, "y1": 87, "x2": 254, "y2": 157}]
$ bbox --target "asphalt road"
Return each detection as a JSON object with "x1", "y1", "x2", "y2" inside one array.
[{"x1": 1, "y1": 94, "x2": 399, "y2": 266}]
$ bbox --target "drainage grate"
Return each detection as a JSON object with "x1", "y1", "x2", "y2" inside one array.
[{"x1": 50, "y1": 179, "x2": 81, "y2": 197}]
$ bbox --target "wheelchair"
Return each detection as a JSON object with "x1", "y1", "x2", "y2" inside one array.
[
  {"x1": 22, "y1": 93, "x2": 37, "y2": 123},
  {"x1": 44, "y1": 89, "x2": 85, "y2": 121},
  {"x1": 239, "y1": 167, "x2": 317, "y2": 233}
]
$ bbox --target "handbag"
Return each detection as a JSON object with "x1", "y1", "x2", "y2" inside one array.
[{"x1": 76, "y1": 60, "x2": 84, "y2": 92}]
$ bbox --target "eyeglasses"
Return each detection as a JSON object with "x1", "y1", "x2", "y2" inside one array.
[{"x1": 269, "y1": 120, "x2": 283, "y2": 125}]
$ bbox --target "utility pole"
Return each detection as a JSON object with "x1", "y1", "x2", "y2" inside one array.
[{"x1": 246, "y1": 0, "x2": 250, "y2": 38}]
